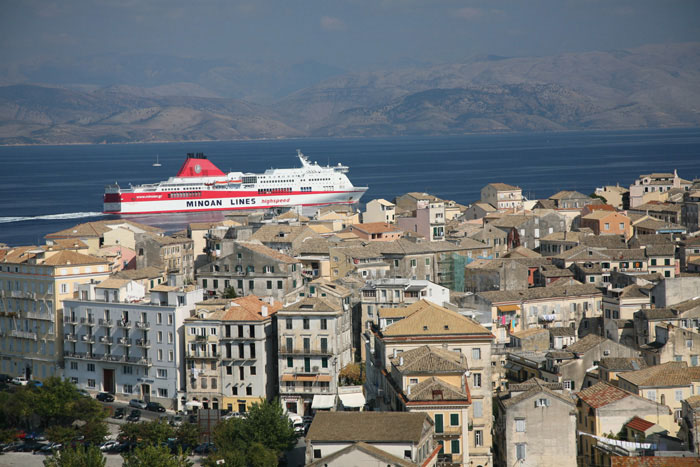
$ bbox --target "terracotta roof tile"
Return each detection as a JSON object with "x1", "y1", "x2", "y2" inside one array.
[
  {"x1": 391, "y1": 345, "x2": 469, "y2": 373},
  {"x1": 306, "y1": 412, "x2": 430, "y2": 443},
  {"x1": 577, "y1": 382, "x2": 632, "y2": 408},
  {"x1": 624, "y1": 416, "x2": 656, "y2": 432},
  {"x1": 382, "y1": 300, "x2": 492, "y2": 337}
]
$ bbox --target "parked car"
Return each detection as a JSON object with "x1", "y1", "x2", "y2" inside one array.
[
  {"x1": 0, "y1": 374, "x2": 12, "y2": 383},
  {"x1": 28, "y1": 380, "x2": 43, "y2": 388},
  {"x1": 11, "y1": 376, "x2": 28, "y2": 386},
  {"x1": 193, "y1": 442, "x2": 216, "y2": 455},
  {"x1": 14, "y1": 442, "x2": 45, "y2": 452},
  {"x1": 129, "y1": 399, "x2": 147, "y2": 409},
  {"x1": 96, "y1": 392, "x2": 115, "y2": 402},
  {"x1": 126, "y1": 409, "x2": 141, "y2": 422},
  {"x1": 77, "y1": 389, "x2": 90, "y2": 397},
  {"x1": 34, "y1": 442, "x2": 61, "y2": 455},
  {"x1": 99, "y1": 440, "x2": 119, "y2": 452},
  {"x1": 2, "y1": 442, "x2": 22, "y2": 452},
  {"x1": 112, "y1": 407, "x2": 125, "y2": 419},
  {"x1": 146, "y1": 401, "x2": 166, "y2": 413}
]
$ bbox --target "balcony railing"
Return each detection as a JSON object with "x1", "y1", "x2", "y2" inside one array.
[
  {"x1": 63, "y1": 351, "x2": 152, "y2": 366},
  {"x1": 135, "y1": 321, "x2": 150, "y2": 330},
  {"x1": 65, "y1": 333, "x2": 78, "y2": 342},
  {"x1": 99, "y1": 318, "x2": 113, "y2": 326},
  {"x1": 80, "y1": 317, "x2": 95, "y2": 325},
  {"x1": 99, "y1": 336, "x2": 113, "y2": 344},
  {"x1": 118, "y1": 338, "x2": 132, "y2": 346},
  {"x1": 10, "y1": 330, "x2": 37, "y2": 340},
  {"x1": 116, "y1": 320, "x2": 131, "y2": 328},
  {"x1": 278, "y1": 346, "x2": 332, "y2": 356},
  {"x1": 64, "y1": 316, "x2": 78, "y2": 324},
  {"x1": 135, "y1": 339, "x2": 151, "y2": 347},
  {"x1": 187, "y1": 352, "x2": 221, "y2": 359}
]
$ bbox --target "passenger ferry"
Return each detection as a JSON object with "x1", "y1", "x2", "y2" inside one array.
[{"x1": 103, "y1": 151, "x2": 368, "y2": 215}]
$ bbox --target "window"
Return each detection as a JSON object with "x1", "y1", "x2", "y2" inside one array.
[
  {"x1": 472, "y1": 348, "x2": 481, "y2": 360},
  {"x1": 70, "y1": 362, "x2": 78, "y2": 370},
  {"x1": 516, "y1": 443, "x2": 526, "y2": 461},
  {"x1": 246, "y1": 386, "x2": 252, "y2": 396},
  {"x1": 473, "y1": 373, "x2": 481, "y2": 388},
  {"x1": 250, "y1": 366, "x2": 256, "y2": 375},
  {"x1": 158, "y1": 349, "x2": 163, "y2": 361},
  {"x1": 87, "y1": 379, "x2": 96, "y2": 388},
  {"x1": 157, "y1": 388, "x2": 168, "y2": 398},
  {"x1": 450, "y1": 413, "x2": 459, "y2": 426},
  {"x1": 157, "y1": 313, "x2": 162, "y2": 324},
  {"x1": 473, "y1": 400, "x2": 483, "y2": 418},
  {"x1": 563, "y1": 380, "x2": 574, "y2": 391},
  {"x1": 410, "y1": 259, "x2": 416, "y2": 267},
  {"x1": 313, "y1": 449, "x2": 321, "y2": 459},
  {"x1": 646, "y1": 390, "x2": 657, "y2": 401},
  {"x1": 321, "y1": 319, "x2": 327, "y2": 330},
  {"x1": 303, "y1": 318, "x2": 309, "y2": 330},
  {"x1": 676, "y1": 390, "x2": 684, "y2": 401},
  {"x1": 157, "y1": 369, "x2": 167, "y2": 378},
  {"x1": 157, "y1": 331, "x2": 163, "y2": 343},
  {"x1": 434, "y1": 413, "x2": 444, "y2": 433},
  {"x1": 266, "y1": 280, "x2": 272, "y2": 290},
  {"x1": 123, "y1": 384, "x2": 133, "y2": 394},
  {"x1": 474, "y1": 430, "x2": 483, "y2": 447},
  {"x1": 286, "y1": 319, "x2": 292, "y2": 330},
  {"x1": 321, "y1": 358, "x2": 328, "y2": 369},
  {"x1": 451, "y1": 438, "x2": 461, "y2": 453},
  {"x1": 287, "y1": 357, "x2": 293, "y2": 368},
  {"x1": 123, "y1": 366, "x2": 133, "y2": 374},
  {"x1": 87, "y1": 363, "x2": 95, "y2": 372},
  {"x1": 516, "y1": 418, "x2": 526, "y2": 432}
]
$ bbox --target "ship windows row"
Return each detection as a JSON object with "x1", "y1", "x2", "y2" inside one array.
[
  {"x1": 168, "y1": 191, "x2": 202, "y2": 199},
  {"x1": 258, "y1": 188, "x2": 292, "y2": 194}
]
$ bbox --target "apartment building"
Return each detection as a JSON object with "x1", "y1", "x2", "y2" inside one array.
[
  {"x1": 183, "y1": 295, "x2": 282, "y2": 413},
  {"x1": 365, "y1": 300, "x2": 494, "y2": 466},
  {"x1": 62, "y1": 278, "x2": 202, "y2": 409},
  {"x1": 363, "y1": 199, "x2": 396, "y2": 224},
  {"x1": 0, "y1": 247, "x2": 111, "y2": 380},
  {"x1": 397, "y1": 200, "x2": 446, "y2": 241},
  {"x1": 629, "y1": 170, "x2": 691, "y2": 208},
  {"x1": 277, "y1": 297, "x2": 353, "y2": 416},
  {"x1": 196, "y1": 241, "x2": 303, "y2": 300},
  {"x1": 480, "y1": 183, "x2": 523, "y2": 211}
]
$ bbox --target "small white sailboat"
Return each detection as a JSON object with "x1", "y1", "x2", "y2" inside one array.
[{"x1": 152, "y1": 155, "x2": 162, "y2": 167}]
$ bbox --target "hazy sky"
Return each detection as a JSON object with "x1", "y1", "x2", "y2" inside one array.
[{"x1": 2, "y1": 0, "x2": 700, "y2": 69}]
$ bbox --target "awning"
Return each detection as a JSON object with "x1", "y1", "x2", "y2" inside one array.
[
  {"x1": 185, "y1": 400, "x2": 203, "y2": 409},
  {"x1": 339, "y1": 392, "x2": 365, "y2": 408},
  {"x1": 311, "y1": 394, "x2": 336, "y2": 410},
  {"x1": 316, "y1": 375, "x2": 332, "y2": 382},
  {"x1": 404, "y1": 285, "x2": 424, "y2": 292},
  {"x1": 505, "y1": 362, "x2": 523, "y2": 372},
  {"x1": 497, "y1": 305, "x2": 520, "y2": 312}
]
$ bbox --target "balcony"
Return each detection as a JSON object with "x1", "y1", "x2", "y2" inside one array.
[
  {"x1": 278, "y1": 346, "x2": 332, "y2": 356},
  {"x1": 437, "y1": 453, "x2": 463, "y2": 466},
  {"x1": 116, "y1": 320, "x2": 131, "y2": 328},
  {"x1": 81, "y1": 334, "x2": 96, "y2": 344},
  {"x1": 135, "y1": 321, "x2": 150, "y2": 330},
  {"x1": 65, "y1": 333, "x2": 78, "y2": 342},
  {"x1": 11, "y1": 330, "x2": 37, "y2": 340},
  {"x1": 99, "y1": 318, "x2": 113, "y2": 327},
  {"x1": 80, "y1": 317, "x2": 95, "y2": 325},
  {"x1": 118, "y1": 338, "x2": 132, "y2": 346},
  {"x1": 99, "y1": 336, "x2": 113, "y2": 344},
  {"x1": 64, "y1": 316, "x2": 78, "y2": 324},
  {"x1": 187, "y1": 352, "x2": 221, "y2": 359},
  {"x1": 135, "y1": 339, "x2": 151, "y2": 347},
  {"x1": 435, "y1": 426, "x2": 462, "y2": 438}
]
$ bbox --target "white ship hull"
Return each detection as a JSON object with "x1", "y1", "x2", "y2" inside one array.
[
  {"x1": 103, "y1": 151, "x2": 368, "y2": 215},
  {"x1": 104, "y1": 190, "x2": 366, "y2": 215}
]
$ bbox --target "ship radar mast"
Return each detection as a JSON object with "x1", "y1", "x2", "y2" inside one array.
[{"x1": 297, "y1": 149, "x2": 314, "y2": 168}]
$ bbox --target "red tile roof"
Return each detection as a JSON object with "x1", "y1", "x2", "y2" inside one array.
[
  {"x1": 624, "y1": 416, "x2": 655, "y2": 433},
  {"x1": 577, "y1": 382, "x2": 631, "y2": 408}
]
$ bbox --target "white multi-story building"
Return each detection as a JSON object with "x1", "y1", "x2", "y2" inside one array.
[
  {"x1": 481, "y1": 183, "x2": 524, "y2": 211},
  {"x1": 0, "y1": 247, "x2": 111, "y2": 380},
  {"x1": 183, "y1": 295, "x2": 282, "y2": 413},
  {"x1": 62, "y1": 278, "x2": 202, "y2": 409},
  {"x1": 363, "y1": 199, "x2": 396, "y2": 224},
  {"x1": 277, "y1": 297, "x2": 353, "y2": 416}
]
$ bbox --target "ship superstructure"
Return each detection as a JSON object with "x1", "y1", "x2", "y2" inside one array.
[{"x1": 104, "y1": 151, "x2": 368, "y2": 215}]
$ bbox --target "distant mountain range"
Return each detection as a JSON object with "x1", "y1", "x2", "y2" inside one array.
[{"x1": 1, "y1": 43, "x2": 699, "y2": 144}]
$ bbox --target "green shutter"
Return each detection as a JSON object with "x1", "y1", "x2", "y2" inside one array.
[
  {"x1": 450, "y1": 413, "x2": 459, "y2": 426},
  {"x1": 434, "y1": 413, "x2": 443, "y2": 433},
  {"x1": 451, "y1": 439, "x2": 460, "y2": 454}
]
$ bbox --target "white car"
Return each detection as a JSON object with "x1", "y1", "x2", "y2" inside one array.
[
  {"x1": 129, "y1": 399, "x2": 147, "y2": 409},
  {"x1": 11, "y1": 376, "x2": 28, "y2": 386},
  {"x1": 100, "y1": 440, "x2": 119, "y2": 452}
]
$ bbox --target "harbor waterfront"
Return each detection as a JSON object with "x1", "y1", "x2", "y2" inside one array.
[{"x1": 2, "y1": 129, "x2": 700, "y2": 245}]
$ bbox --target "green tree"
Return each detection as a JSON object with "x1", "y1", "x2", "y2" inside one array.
[
  {"x1": 46, "y1": 425, "x2": 78, "y2": 444},
  {"x1": 338, "y1": 362, "x2": 365, "y2": 386},
  {"x1": 211, "y1": 398, "x2": 297, "y2": 464},
  {"x1": 119, "y1": 419, "x2": 174, "y2": 446},
  {"x1": 221, "y1": 286, "x2": 237, "y2": 299},
  {"x1": 122, "y1": 444, "x2": 193, "y2": 467},
  {"x1": 43, "y1": 445, "x2": 106, "y2": 467},
  {"x1": 175, "y1": 422, "x2": 199, "y2": 448}
]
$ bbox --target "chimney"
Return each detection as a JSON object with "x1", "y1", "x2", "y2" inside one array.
[
  {"x1": 407, "y1": 385, "x2": 411, "y2": 395},
  {"x1": 393, "y1": 349, "x2": 397, "y2": 358},
  {"x1": 261, "y1": 306, "x2": 268, "y2": 317},
  {"x1": 399, "y1": 356, "x2": 404, "y2": 366}
]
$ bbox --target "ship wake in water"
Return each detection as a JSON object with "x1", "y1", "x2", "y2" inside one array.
[{"x1": 0, "y1": 212, "x2": 106, "y2": 224}]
